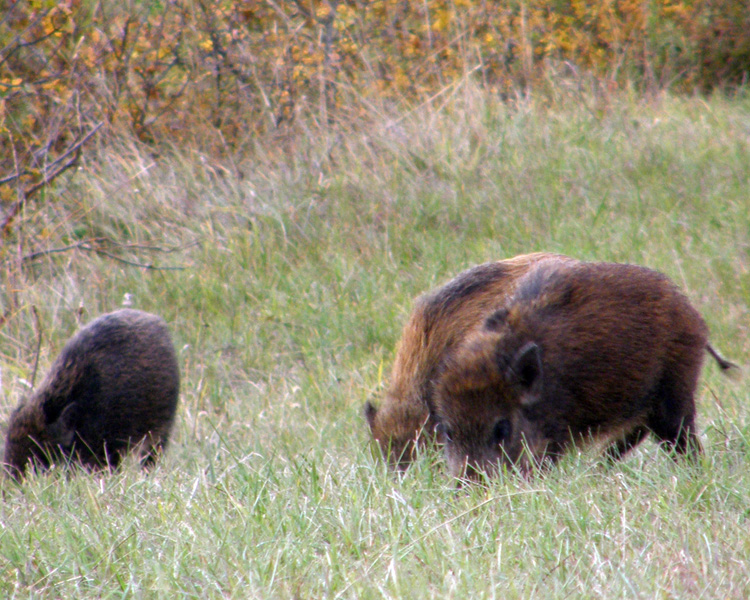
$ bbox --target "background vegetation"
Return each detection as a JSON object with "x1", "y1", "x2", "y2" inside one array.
[
  {"x1": 1, "y1": 0, "x2": 749, "y2": 598},
  {"x1": 2, "y1": 0, "x2": 750, "y2": 163}
]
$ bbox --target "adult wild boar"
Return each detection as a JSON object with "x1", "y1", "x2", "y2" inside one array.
[
  {"x1": 431, "y1": 259, "x2": 737, "y2": 481},
  {"x1": 365, "y1": 252, "x2": 575, "y2": 470},
  {"x1": 3, "y1": 309, "x2": 180, "y2": 479}
]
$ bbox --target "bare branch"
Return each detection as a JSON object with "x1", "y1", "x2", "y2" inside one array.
[
  {"x1": 1, "y1": 123, "x2": 104, "y2": 234},
  {"x1": 0, "y1": 171, "x2": 28, "y2": 186},
  {"x1": 88, "y1": 249, "x2": 186, "y2": 271},
  {"x1": 21, "y1": 240, "x2": 101, "y2": 261},
  {"x1": 21, "y1": 237, "x2": 193, "y2": 271},
  {"x1": 0, "y1": 8, "x2": 54, "y2": 66},
  {"x1": 103, "y1": 239, "x2": 201, "y2": 255}
]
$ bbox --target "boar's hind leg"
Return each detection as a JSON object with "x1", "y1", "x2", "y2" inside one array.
[
  {"x1": 604, "y1": 426, "x2": 649, "y2": 463},
  {"x1": 647, "y1": 363, "x2": 704, "y2": 458},
  {"x1": 650, "y1": 417, "x2": 702, "y2": 458}
]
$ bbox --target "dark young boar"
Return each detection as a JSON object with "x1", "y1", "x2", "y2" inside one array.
[
  {"x1": 431, "y1": 259, "x2": 737, "y2": 481},
  {"x1": 3, "y1": 309, "x2": 180, "y2": 479},
  {"x1": 365, "y1": 252, "x2": 575, "y2": 470}
]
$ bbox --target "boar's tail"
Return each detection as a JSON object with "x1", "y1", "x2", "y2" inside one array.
[{"x1": 706, "y1": 344, "x2": 741, "y2": 379}]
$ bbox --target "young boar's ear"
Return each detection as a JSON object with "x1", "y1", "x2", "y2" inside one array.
[
  {"x1": 46, "y1": 402, "x2": 77, "y2": 448},
  {"x1": 364, "y1": 402, "x2": 378, "y2": 431},
  {"x1": 42, "y1": 394, "x2": 70, "y2": 426},
  {"x1": 42, "y1": 363, "x2": 98, "y2": 445},
  {"x1": 509, "y1": 342, "x2": 542, "y2": 394}
]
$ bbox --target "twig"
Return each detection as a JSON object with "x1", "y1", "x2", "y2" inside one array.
[
  {"x1": 30, "y1": 306, "x2": 43, "y2": 389},
  {"x1": 36, "y1": 122, "x2": 102, "y2": 176},
  {"x1": 0, "y1": 171, "x2": 29, "y2": 186},
  {"x1": 21, "y1": 240, "x2": 103, "y2": 261}
]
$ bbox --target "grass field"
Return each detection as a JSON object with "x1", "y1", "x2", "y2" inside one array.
[{"x1": 1, "y1": 88, "x2": 749, "y2": 598}]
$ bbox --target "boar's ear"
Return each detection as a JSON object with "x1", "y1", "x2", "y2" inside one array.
[
  {"x1": 45, "y1": 402, "x2": 77, "y2": 448},
  {"x1": 42, "y1": 363, "x2": 98, "y2": 446},
  {"x1": 484, "y1": 308, "x2": 509, "y2": 332},
  {"x1": 509, "y1": 342, "x2": 542, "y2": 394},
  {"x1": 42, "y1": 394, "x2": 70, "y2": 427},
  {"x1": 364, "y1": 402, "x2": 378, "y2": 431}
]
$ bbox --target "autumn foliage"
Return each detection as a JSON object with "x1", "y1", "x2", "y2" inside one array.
[{"x1": 1, "y1": 0, "x2": 749, "y2": 177}]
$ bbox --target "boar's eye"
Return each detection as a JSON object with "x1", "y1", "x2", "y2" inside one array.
[
  {"x1": 490, "y1": 418, "x2": 512, "y2": 446},
  {"x1": 435, "y1": 422, "x2": 453, "y2": 443}
]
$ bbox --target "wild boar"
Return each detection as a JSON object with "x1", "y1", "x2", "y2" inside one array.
[
  {"x1": 365, "y1": 252, "x2": 575, "y2": 470},
  {"x1": 3, "y1": 309, "x2": 180, "y2": 479},
  {"x1": 431, "y1": 259, "x2": 737, "y2": 481}
]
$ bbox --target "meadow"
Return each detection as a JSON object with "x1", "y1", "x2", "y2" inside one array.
[{"x1": 1, "y1": 88, "x2": 749, "y2": 598}]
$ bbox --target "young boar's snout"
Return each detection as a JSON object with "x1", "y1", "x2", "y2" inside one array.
[
  {"x1": 441, "y1": 417, "x2": 524, "y2": 483},
  {"x1": 452, "y1": 457, "x2": 494, "y2": 485}
]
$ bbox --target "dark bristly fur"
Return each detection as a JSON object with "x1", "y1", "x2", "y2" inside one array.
[
  {"x1": 364, "y1": 252, "x2": 574, "y2": 470},
  {"x1": 3, "y1": 309, "x2": 180, "y2": 480},
  {"x1": 431, "y1": 259, "x2": 737, "y2": 481}
]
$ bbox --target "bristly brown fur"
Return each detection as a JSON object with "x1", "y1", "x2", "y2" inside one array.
[
  {"x1": 431, "y1": 259, "x2": 738, "y2": 481},
  {"x1": 364, "y1": 252, "x2": 576, "y2": 469},
  {"x1": 3, "y1": 309, "x2": 180, "y2": 480}
]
